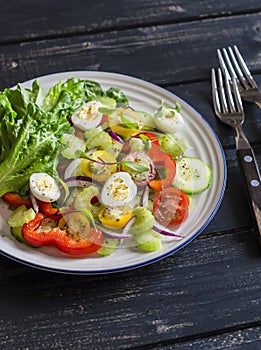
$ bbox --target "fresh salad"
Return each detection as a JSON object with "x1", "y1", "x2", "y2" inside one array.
[{"x1": 0, "y1": 78, "x2": 212, "y2": 257}]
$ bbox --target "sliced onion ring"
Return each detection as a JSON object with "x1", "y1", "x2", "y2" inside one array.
[
  {"x1": 97, "y1": 225, "x2": 133, "y2": 240},
  {"x1": 64, "y1": 148, "x2": 99, "y2": 179},
  {"x1": 64, "y1": 158, "x2": 82, "y2": 179},
  {"x1": 153, "y1": 224, "x2": 184, "y2": 238},
  {"x1": 140, "y1": 186, "x2": 149, "y2": 207},
  {"x1": 107, "y1": 128, "x2": 125, "y2": 144},
  {"x1": 30, "y1": 192, "x2": 39, "y2": 213},
  {"x1": 64, "y1": 176, "x2": 101, "y2": 189},
  {"x1": 122, "y1": 215, "x2": 136, "y2": 235},
  {"x1": 95, "y1": 215, "x2": 136, "y2": 240}
]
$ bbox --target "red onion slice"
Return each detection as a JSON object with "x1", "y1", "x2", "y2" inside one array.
[
  {"x1": 97, "y1": 226, "x2": 133, "y2": 240},
  {"x1": 64, "y1": 176, "x2": 101, "y2": 189},
  {"x1": 153, "y1": 224, "x2": 184, "y2": 238},
  {"x1": 107, "y1": 129, "x2": 125, "y2": 144},
  {"x1": 95, "y1": 216, "x2": 136, "y2": 240},
  {"x1": 140, "y1": 186, "x2": 149, "y2": 207},
  {"x1": 122, "y1": 215, "x2": 136, "y2": 235}
]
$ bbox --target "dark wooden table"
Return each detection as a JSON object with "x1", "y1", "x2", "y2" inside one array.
[{"x1": 0, "y1": 1, "x2": 261, "y2": 349}]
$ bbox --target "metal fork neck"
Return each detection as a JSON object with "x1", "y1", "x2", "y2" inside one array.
[
  {"x1": 255, "y1": 101, "x2": 261, "y2": 110},
  {"x1": 235, "y1": 124, "x2": 251, "y2": 149}
]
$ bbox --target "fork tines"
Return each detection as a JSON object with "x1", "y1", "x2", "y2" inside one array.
[
  {"x1": 217, "y1": 45, "x2": 258, "y2": 90},
  {"x1": 211, "y1": 68, "x2": 243, "y2": 115}
]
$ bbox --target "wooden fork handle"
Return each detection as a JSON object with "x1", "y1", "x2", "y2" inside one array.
[{"x1": 237, "y1": 147, "x2": 261, "y2": 244}]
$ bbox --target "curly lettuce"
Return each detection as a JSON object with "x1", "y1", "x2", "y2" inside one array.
[{"x1": 0, "y1": 77, "x2": 128, "y2": 196}]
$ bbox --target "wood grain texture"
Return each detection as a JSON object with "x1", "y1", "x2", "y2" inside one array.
[
  {"x1": 0, "y1": 229, "x2": 260, "y2": 349},
  {"x1": 1, "y1": 13, "x2": 260, "y2": 91},
  {"x1": 168, "y1": 78, "x2": 261, "y2": 148},
  {"x1": 0, "y1": 2, "x2": 261, "y2": 349},
  {"x1": 154, "y1": 327, "x2": 261, "y2": 349},
  {"x1": 1, "y1": 0, "x2": 261, "y2": 43}
]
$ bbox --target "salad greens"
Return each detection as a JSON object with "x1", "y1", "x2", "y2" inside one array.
[{"x1": 0, "y1": 78, "x2": 127, "y2": 196}]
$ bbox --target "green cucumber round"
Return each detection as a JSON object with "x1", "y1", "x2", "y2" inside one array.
[
  {"x1": 173, "y1": 156, "x2": 212, "y2": 194},
  {"x1": 135, "y1": 230, "x2": 162, "y2": 252}
]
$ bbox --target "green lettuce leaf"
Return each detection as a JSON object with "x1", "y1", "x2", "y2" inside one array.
[
  {"x1": 0, "y1": 77, "x2": 129, "y2": 196},
  {"x1": 105, "y1": 87, "x2": 128, "y2": 105},
  {"x1": 0, "y1": 84, "x2": 72, "y2": 195}
]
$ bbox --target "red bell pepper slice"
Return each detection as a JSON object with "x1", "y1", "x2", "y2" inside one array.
[
  {"x1": 147, "y1": 145, "x2": 176, "y2": 191},
  {"x1": 36, "y1": 200, "x2": 61, "y2": 219},
  {"x1": 22, "y1": 213, "x2": 104, "y2": 256},
  {"x1": 2, "y1": 192, "x2": 31, "y2": 209}
]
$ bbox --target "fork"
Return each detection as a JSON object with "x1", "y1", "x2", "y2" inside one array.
[
  {"x1": 217, "y1": 45, "x2": 261, "y2": 109},
  {"x1": 211, "y1": 68, "x2": 261, "y2": 243}
]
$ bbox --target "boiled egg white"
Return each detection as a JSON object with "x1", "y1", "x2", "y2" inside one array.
[
  {"x1": 30, "y1": 173, "x2": 61, "y2": 202},
  {"x1": 101, "y1": 172, "x2": 137, "y2": 207},
  {"x1": 71, "y1": 100, "x2": 103, "y2": 130},
  {"x1": 154, "y1": 104, "x2": 184, "y2": 133}
]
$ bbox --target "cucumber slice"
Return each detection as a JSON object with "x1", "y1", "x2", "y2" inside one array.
[
  {"x1": 10, "y1": 226, "x2": 37, "y2": 247},
  {"x1": 74, "y1": 185, "x2": 100, "y2": 218},
  {"x1": 135, "y1": 230, "x2": 162, "y2": 252},
  {"x1": 11, "y1": 226, "x2": 25, "y2": 243},
  {"x1": 98, "y1": 238, "x2": 119, "y2": 256},
  {"x1": 128, "y1": 207, "x2": 155, "y2": 235},
  {"x1": 8, "y1": 205, "x2": 36, "y2": 228},
  {"x1": 173, "y1": 157, "x2": 212, "y2": 194}
]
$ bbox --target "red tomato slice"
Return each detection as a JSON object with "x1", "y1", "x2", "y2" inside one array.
[
  {"x1": 153, "y1": 187, "x2": 190, "y2": 227},
  {"x1": 148, "y1": 148, "x2": 176, "y2": 191}
]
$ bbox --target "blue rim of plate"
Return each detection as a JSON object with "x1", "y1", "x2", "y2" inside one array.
[{"x1": 0, "y1": 71, "x2": 227, "y2": 274}]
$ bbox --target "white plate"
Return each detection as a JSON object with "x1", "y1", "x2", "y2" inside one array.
[{"x1": 0, "y1": 71, "x2": 226, "y2": 274}]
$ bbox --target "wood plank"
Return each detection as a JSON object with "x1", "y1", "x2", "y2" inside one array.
[
  {"x1": 0, "y1": 229, "x2": 260, "y2": 349},
  {"x1": 155, "y1": 326, "x2": 261, "y2": 349},
  {"x1": 168, "y1": 79, "x2": 261, "y2": 148},
  {"x1": 1, "y1": 15, "x2": 260, "y2": 151},
  {"x1": 0, "y1": 14, "x2": 260, "y2": 90},
  {"x1": 1, "y1": 1, "x2": 261, "y2": 43}
]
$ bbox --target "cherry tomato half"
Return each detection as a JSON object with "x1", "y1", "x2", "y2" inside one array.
[
  {"x1": 153, "y1": 187, "x2": 190, "y2": 227},
  {"x1": 148, "y1": 149, "x2": 176, "y2": 191},
  {"x1": 80, "y1": 150, "x2": 117, "y2": 182}
]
